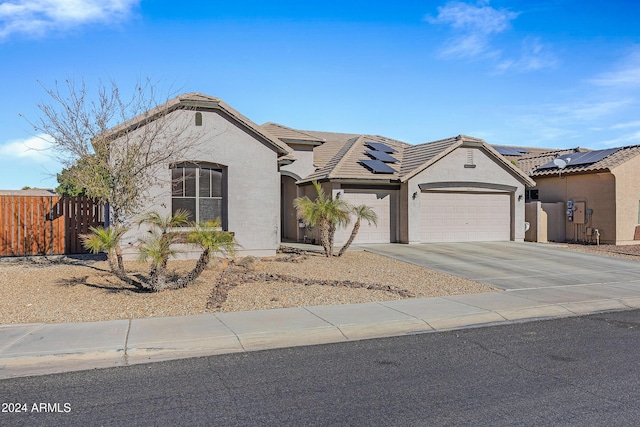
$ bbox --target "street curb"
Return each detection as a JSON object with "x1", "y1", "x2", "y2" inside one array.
[{"x1": 2, "y1": 305, "x2": 637, "y2": 380}]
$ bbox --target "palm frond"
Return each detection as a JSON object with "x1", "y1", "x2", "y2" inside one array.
[
  {"x1": 81, "y1": 226, "x2": 126, "y2": 254},
  {"x1": 352, "y1": 204, "x2": 378, "y2": 226},
  {"x1": 187, "y1": 219, "x2": 237, "y2": 257}
]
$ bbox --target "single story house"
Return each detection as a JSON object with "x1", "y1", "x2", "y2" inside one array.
[
  {"x1": 107, "y1": 93, "x2": 535, "y2": 258},
  {"x1": 499, "y1": 145, "x2": 640, "y2": 245}
]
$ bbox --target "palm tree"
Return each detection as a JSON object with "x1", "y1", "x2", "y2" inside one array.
[
  {"x1": 138, "y1": 210, "x2": 190, "y2": 285},
  {"x1": 293, "y1": 181, "x2": 351, "y2": 257},
  {"x1": 338, "y1": 204, "x2": 378, "y2": 257},
  {"x1": 82, "y1": 225, "x2": 128, "y2": 276},
  {"x1": 171, "y1": 219, "x2": 237, "y2": 290}
]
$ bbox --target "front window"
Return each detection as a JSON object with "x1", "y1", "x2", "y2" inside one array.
[{"x1": 171, "y1": 163, "x2": 226, "y2": 228}]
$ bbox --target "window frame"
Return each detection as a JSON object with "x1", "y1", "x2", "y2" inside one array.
[{"x1": 170, "y1": 162, "x2": 228, "y2": 229}]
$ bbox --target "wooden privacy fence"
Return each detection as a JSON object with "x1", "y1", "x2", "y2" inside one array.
[{"x1": 0, "y1": 196, "x2": 104, "y2": 256}]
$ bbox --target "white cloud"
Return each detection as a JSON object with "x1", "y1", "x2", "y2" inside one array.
[
  {"x1": 427, "y1": 0, "x2": 518, "y2": 34},
  {"x1": 599, "y1": 130, "x2": 640, "y2": 147},
  {"x1": 497, "y1": 37, "x2": 557, "y2": 72},
  {"x1": 0, "y1": 0, "x2": 139, "y2": 40},
  {"x1": 0, "y1": 134, "x2": 56, "y2": 162},
  {"x1": 611, "y1": 120, "x2": 640, "y2": 130},
  {"x1": 557, "y1": 99, "x2": 633, "y2": 122},
  {"x1": 589, "y1": 49, "x2": 640, "y2": 87},
  {"x1": 427, "y1": 0, "x2": 519, "y2": 59},
  {"x1": 428, "y1": 1, "x2": 557, "y2": 72}
]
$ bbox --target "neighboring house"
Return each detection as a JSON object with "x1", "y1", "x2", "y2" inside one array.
[
  {"x1": 500, "y1": 145, "x2": 640, "y2": 245},
  {"x1": 0, "y1": 189, "x2": 57, "y2": 196},
  {"x1": 106, "y1": 93, "x2": 535, "y2": 258}
]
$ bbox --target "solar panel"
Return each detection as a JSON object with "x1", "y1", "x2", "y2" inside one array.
[
  {"x1": 567, "y1": 148, "x2": 621, "y2": 166},
  {"x1": 537, "y1": 148, "x2": 621, "y2": 170},
  {"x1": 366, "y1": 150, "x2": 399, "y2": 163},
  {"x1": 360, "y1": 159, "x2": 397, "y2": 174},
  {"x1": 494, "y1": 146, "x2": 530, "y2": 156},
  {"x1": 365, "y1": 142, "x2": 397, "y2": 153},
  {"x1": 537, "y1": 159, "x2": 563, "y2": 170}
]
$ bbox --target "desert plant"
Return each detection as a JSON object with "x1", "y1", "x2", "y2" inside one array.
[
  {"x1": 82, "y1": 211, "x2": 235, "y2": 292},
  {"x1": 82, "y1": 225, "x2": 128, "y2": 275},
  {"x1": 293, "y1": 181, "x2": 351, "y2": 257},
  {"x1": 338, "y1": 204, "x2": 378, "y2": 257},
  {"x1": 30, "y1": 78, "x2": 205, "y2": 274},
  {"x1": 170, "y1": 219, "x2": 237, "y2": 290},
  {"x1": 138, "y1": 210, "x2": 190, "y2": 284}
]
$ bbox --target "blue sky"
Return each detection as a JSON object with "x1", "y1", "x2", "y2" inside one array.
[{"x1": 1, "y1": 0, "x2": 640, "y2": 189}]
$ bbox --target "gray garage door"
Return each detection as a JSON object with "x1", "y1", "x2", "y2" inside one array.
[
  {"x1": 339, "y1": 191, "x2": 394, "y2": 244},
  {"x1": 420, "y1": 192, "x2": 510, "y2": 242}
]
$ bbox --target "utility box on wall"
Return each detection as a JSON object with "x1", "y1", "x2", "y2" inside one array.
[{"x1": 573, "y1": 201, "x2": 586, "y2": 224}]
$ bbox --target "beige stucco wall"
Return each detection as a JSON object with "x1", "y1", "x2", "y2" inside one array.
[
  {"x1": 543, "y1": 202, "x2": 566, "y2": 242},
  {"x1": 119, "y1": 108, "x2": 281, "y2": 258},
  {"x1": 332, "y1": 188, "x2": 399, "y2": 245},
  {"x1": 533, "y1": 173, "x2": 616, "y2": 243},
  {"x1": 524, "y1": 201, "x2": 565, "y2": 242},
  {"x1": 524, "y1": 202, "x2": 541, "y2": 242},
  {"x1": 403, "y1": 146, "x2": 528, "y2": 243},
  {"x1": 611, "y1": 153, "x2": 640, "y2": 244}
]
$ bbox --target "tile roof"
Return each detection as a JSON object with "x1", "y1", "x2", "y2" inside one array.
[
  {"x1": 295, "y1": 133, "x2": 534, "y2": 186},
  {"x1": 399, "y1": 136, "x2": 467, "y2": 177},
  {"x1": 494, "y1": 143, "x2": 640, "y2": 177},
  {"x1": 528, "y1": 144, "x2": 640, "y2": 177},
  {"x1": 260, "y1": 123, "x2": 324, "y2": 146},
  {"x1": 297, "y1": 129, "x2": 366, "y2": 168},
  {"x1": 298, "y1": 135, "x2": 411, "y2": 183},
  {"x1": 504, "y1": 147, "x2": 590, "y2": 176}
]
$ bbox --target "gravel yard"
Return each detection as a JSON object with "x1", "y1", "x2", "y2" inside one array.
[
  {"x1": 0, "y1": 250, "x2": 493, "y2": 325},
  {"x1": 555, "y1": 242, "x2": 640, "y2": 261},
  {"x1": 4, "y1": 243, "x2": 638, "y2": 326}
]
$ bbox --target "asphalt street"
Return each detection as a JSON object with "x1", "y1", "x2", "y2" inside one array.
[{"x1": 2, "y1": 309, "x2": 640, "y2": 426}]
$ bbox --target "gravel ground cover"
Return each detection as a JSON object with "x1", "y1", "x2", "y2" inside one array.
[
  {"x1": 0, "y1": 250, "x2": 493, "y2": 325},
  {"x1": 4, "y1": 243, "x2": 637, "y2": 326},
  {"x1": 553, "y1": 242, "x2": 640, "y2": 261}
]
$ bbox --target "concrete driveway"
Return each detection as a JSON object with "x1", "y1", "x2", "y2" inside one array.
[{"x1": 362, "y1": 242, "x2": 640, "y2": 290}]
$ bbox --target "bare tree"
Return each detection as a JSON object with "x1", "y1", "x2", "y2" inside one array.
[{"x1": 28, "y1": 78, "x2": 202, "y2": 272}]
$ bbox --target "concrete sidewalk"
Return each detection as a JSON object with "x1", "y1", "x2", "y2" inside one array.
[{"x1": 2, "y1": 282, "x2": 640, "y2": 379}]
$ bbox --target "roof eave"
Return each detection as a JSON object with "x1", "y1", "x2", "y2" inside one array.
[{"x1": 100, "y1": 94, "x2": 292, "y2": 157}]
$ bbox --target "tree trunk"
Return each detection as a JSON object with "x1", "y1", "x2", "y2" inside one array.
[
  {"x1": 328, "y1": 222, "x2": 336, "y2": 257},
  {"x1": 114, "y1": 243, "x2": 125, "y2": 273},
  {"x1": 318, "y1": 219, "x2": 331, "y2": 257},
  {"x1": 148, "y1": 263, "x2": 168, "y2": 292},
  {"x1": 172, "y1": 248, "x2": 211, "y2": 290},
  {"x1": 107, "y1": 249, "x2": 151, "y2": 291},
  {"x1": 338, "y1": 220, "x2": 360, "y2": 257},
  {"x1": 106, "y1": 251, "x2": 120, "y2": 276}
]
